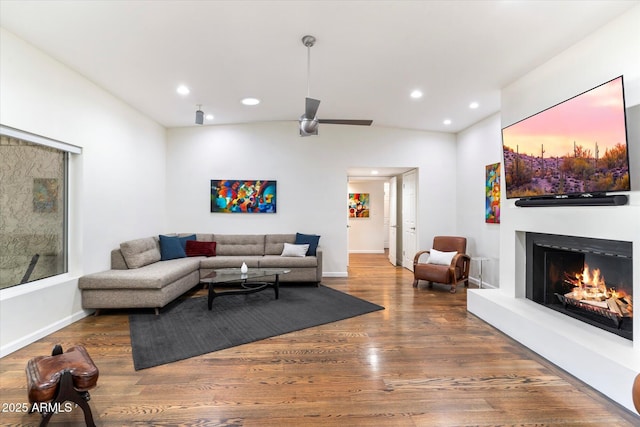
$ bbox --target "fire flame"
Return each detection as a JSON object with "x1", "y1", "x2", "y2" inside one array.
[{"x1": 564, "y1": 263, "x2": 632, "y2": 316}]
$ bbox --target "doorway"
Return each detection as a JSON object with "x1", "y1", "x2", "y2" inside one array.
[{"x1": 346, "y1": 167, "x2": 417, "y2": 271}]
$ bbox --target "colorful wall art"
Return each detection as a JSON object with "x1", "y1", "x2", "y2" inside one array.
[
  {"x1": 348, "y1": 193, "x2": 370, "y2": 218},
  {"x1": 485, "y1": 163, "x2": 501, "y2": 223},
  {"x1": 210, "y1": 180, "x2": 276, "y2": 213}
]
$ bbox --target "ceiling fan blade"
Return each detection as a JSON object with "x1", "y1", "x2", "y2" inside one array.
[
  {"x1": 305, "y1": 97, "x2": 321, "y2": 119},
  {"x1": 318, "y1": 119, "x2": 373, "y2": 126}
]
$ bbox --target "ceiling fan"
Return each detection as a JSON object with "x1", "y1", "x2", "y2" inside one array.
[{"x1": 299, "y1": 35, "x2": 373, "y2": 137}]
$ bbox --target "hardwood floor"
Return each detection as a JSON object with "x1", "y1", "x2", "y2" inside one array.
[{"x1": 1, "y1": 253, "x2": 638, "y2": 426}]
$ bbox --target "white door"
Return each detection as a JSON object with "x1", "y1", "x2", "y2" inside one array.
[
  {"x1": 388, "y1": 176, "x2": 398, "y2": 266},
  {"x1": 346, "y1": 184, "x2": 350, "y2": 266},
  {"x1": 402, "y1": 170, "x2": 417, "y2": 270},
  {"x1": 383, "y1": 181, "x2": 390, "y2": 249}
]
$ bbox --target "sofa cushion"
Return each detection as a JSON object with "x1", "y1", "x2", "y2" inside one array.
[
  {"x1": 199, "y1": 256, "x2": 262, "y2": 270},
  {"x1": 281, "y1": 243, "x2": 309, "y2": 257},
  {"x1": 120, "y1": 237, "x2": 161, "y2": 269},
  {"x1": 265, "y1": 234, "x2": 296, "y2": 255},
  {"x1": 213, "y1": 234, "x2": 265, "y2": 256},
  {"x1": 79, "y1": 257, "x2": 202, "y2": 290},
  {"x1": 295, "y1": 233, "x2": 320, "y2": 256},
  {"x1": 186, "y1": 240, "x2": 216, "y2": 257},
  {"x1": 194, "y1": 233, "x2": 215, "y2": 242},
  {"x1": 260, "y1": 255, "x2": 318, "y2": 268}
]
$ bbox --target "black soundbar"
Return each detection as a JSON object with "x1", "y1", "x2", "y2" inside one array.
[{"x1": 515, "y1": 194, "x2": 628, "y2": 207}]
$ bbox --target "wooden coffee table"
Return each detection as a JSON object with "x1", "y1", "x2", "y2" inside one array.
[{"x1": 200, "y1": 268, "x2": 290, "y2": 310}]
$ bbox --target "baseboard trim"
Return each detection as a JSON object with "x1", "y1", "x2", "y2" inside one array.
[
  {"x1": 469, "y1": 276, "x2": 496, "y2": 289},
  {"x1": 0, "y1": 309, "x2": 90, "y2": 357},
  {"x1": 322, "y1": 272, "x2": 348, "y2": 278}
]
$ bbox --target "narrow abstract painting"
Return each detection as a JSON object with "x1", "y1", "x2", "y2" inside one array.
[
  {"x1": 348, "y1": 193, "x2": 370, "y2": 218},
  {"x1": 211, "y1": 180, "x2": 276, "y2": 213},
  {"x1": 485, "y1": 163, "x2": 500, "y2": 223}
]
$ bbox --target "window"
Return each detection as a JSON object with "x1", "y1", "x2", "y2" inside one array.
[{"x1": 0, "y1": 126, "x2": 81, "y2": 289}]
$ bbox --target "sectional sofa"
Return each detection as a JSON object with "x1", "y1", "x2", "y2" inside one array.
[{"x1": 78, "y1": 233, "x2": 322, "y2": 314}]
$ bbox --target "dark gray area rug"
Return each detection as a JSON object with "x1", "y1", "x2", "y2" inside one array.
[{"x1": 129, "y1": 285, "x2": 384, "y2": 370}]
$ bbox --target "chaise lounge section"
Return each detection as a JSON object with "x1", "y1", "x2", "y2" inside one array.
[{"x1": 78, "y1": 233, "x2": 322, "y2": 314}]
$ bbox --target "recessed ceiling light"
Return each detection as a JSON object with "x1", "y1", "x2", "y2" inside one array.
[
  {"x1": 371, "y1": 170, "x2": 379, "y2": 175},
  {"x1": 410, "y1": 90, "x2": 423, "y2": 99},
  {"x1": 176, "y1": 85, "x2": 190, "y2": 95},
  {"x1": 469, "y1": 102, "x2": 479, "y2": 109},
  {"x1": 206, "y1": 114, "x2": 214, "y2": 121},
  {"x1": 443, "y1": 119, "x2": 452, "y2": 125},
  {"x1": 241, "y1": 98, "x2": 260, "y2": 106}
]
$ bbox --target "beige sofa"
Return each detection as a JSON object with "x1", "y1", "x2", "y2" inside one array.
[{"x1": 78, "y1": 233, "x2": 322, "y2": 314}]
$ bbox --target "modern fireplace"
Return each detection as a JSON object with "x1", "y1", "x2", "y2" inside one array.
[{"x1": 526, "y1": 233, "x2": 633, "y2": 340}]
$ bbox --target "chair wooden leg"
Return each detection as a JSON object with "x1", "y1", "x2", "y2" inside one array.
[
  {"x1": 39, "y1": 409, "x2": 54, "y2": 427},
  {"x1": 450, "y1": 284, "x2": 457, "y2": 293},
  {"x1": 36, "y1": 370, "x2": 96, "y2": 427},
  {"x1": 412, "y1": 279, "x2": 418, "y2": 288}
]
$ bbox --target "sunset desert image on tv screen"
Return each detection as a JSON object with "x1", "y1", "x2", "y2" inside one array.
[{"x1": 502, "y1": 77, "x2": 630, "y2": 199}]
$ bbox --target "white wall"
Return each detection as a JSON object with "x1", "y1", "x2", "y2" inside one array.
[
  {"x1": 468, "y1": 5, "x2": 640, "y2": 412},
  {"x1": 456, "y1": 113, "x2": 502, "y2": 288},
  {"x1": 166, "y1": 123, "x2": 457, "y2": 276},
  {"x1": 348, "y1": 180, "x2": 386, "y2": 253},
  {"x1": 0, "y1": 28, "x2": 167, "y2": 356}
]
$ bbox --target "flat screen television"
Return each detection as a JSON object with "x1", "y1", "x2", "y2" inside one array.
[{"x1": 502, "y1": 76, "x2": 630, "y2": 200}]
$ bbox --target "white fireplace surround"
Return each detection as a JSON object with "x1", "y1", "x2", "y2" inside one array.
[{"x1": 468, "y1": 200, "x2": 640, "y2": 412}]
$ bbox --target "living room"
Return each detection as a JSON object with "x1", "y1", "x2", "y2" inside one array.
[{"x1": 1, "y1": 0, "x2": 639, "y2": 418}]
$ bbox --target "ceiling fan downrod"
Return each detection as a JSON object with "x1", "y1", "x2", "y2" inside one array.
[{"x1": 302, "y1": 35, "x2": 316, "y2": 98}]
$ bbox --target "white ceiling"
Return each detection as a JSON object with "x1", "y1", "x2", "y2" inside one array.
[{"x1": 1, "y1": 1, "x2": 637, "y2": 133}]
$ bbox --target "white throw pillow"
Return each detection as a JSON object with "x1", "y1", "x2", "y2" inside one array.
[
  {"x1": 427, "y1": 248, "x2": 457, "y2": 266},
  {"x1": 281, "y1": 243, "x2": 309, "y2": 257}
]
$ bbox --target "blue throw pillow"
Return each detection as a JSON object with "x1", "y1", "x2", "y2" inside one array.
[
  {"x1": 178, "y1": 234, "x2": 196, "y2": 249},
  {"x1": 295, "y1": 232, "x2": 320, "y2": 256},
  {"x1": 159, "y1": 235, "x2": 190, "y2": 260}
]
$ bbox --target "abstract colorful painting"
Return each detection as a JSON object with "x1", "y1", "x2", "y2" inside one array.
[
  {"x1": 33, "y1": 178, "x2": 58, "y2": 213},
  {"x1": 348, "y1": 193, "x2": 370, "y2": 218},
  {"x1": 211, "y1": 180, "x2": 276, "y2": 213},
  {"x1": 485, "y1": 163, "x2": 500, "y2": 223}
]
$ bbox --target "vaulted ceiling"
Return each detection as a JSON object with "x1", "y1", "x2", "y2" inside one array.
[{"x1": 1, "y1": 1, "x2": 636, "y2": 133}]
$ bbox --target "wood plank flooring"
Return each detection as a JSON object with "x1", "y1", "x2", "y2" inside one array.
[{"x1": 1, "y1": 253, "x2": 638, "y2": 426}]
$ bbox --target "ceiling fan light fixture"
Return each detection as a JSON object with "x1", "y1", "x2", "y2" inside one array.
[{"x1": 299, "y1": 117, "x2": 319, "y2": 136}]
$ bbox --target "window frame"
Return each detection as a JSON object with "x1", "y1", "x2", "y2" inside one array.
[{"x1": 0, "y1": 125, "x2": 82, "y2": 290}]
